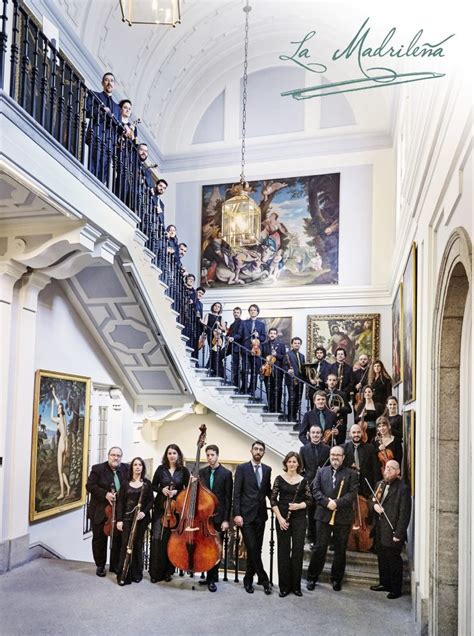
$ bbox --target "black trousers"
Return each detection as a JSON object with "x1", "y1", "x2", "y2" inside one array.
[
  {"x1": 206, "y1": 521, "x2": 224, "y2": 583},
  {"x1": 276, "y1": 513, "x2": 306, "y2": 593},
  {"x1": 286, "y1": 382, "x2": 303, "y2": 421},
  {"x1": 241, "y1": 518, "x2": 269, "y2": 585},
  {"x1": 306, "y1": 502, "x2": 316, "y2": 543},
  {"x1": 264, "y1": 372, "x2": 283, "y2": 412},
  {"x1": 241, "y1": 355, "x2": 261, "y2": 396},
  {"x1": 117, "y1": 518, "x2": 148, "y2": 584},
  {"x1": 376, "y1": 538, "x2": 404, "y2": 595},
  {"x1": 149, "y1": 520, "x2": 175, "y2": 581},
  {"x1": 92, "y1": 521, "x2": 122, "y2": 570},
  {"x1": 307, "y1": 521, "x2": 351, "y2": 584}
]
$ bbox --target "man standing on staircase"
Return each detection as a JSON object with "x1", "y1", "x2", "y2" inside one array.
[
  {"x1": 86, "y1": 447, "x2": 129, "y2": 577},
  {"x1": 241, "y1": 304, "x2": 266, "y2": 397}
]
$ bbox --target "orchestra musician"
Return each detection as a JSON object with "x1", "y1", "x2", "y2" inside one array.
[
  {"x1": 116, "y1": 457, "x2": 153, "y2": 585},
  {"x1": 385, "y1": 396, "x2": 403, "y2": 439},
  {"x1": 202, "y1": 301, "x2": 226, "y2": 378},
  {"x1": 299, "y1": 425, "x2": 330, "y2": 546},
  {"x1": 306, "y1": 346, "x2": 331, "y2": 402},
  {"x1": 198, "y1": 445, "x2": 233, "y2": 592},
  {"x1": 298, "y1": 391, "x2": 337, "y2": 445},
  {"x1": 369, "y1": 460, "x2": 411, "y2": 599},
  {"x1": 373, "y1": 416, "x2": 403, "y2": 475},
  {"x1": 353, "y1": 353, "x2": 370, "y2": 400},
  {"x1": 86, "y1": 447, "x2": 129, "y2": 577},
  {"x1": 355, "y1": 385, "x2": 384, "y2": 443},
  {"x1": 240, "y1": 304, "x2": 267, "y2": 396},
  {"x1": 368, "y1": 359, "x2": 393, "y2": 406},
  {"x1": 284, "y1": 337, "x2": 306, "y2": 425},
  {"x1": 328, "y1": 347, "x2": 354, "y2": 399},
  {"x1": 343, "y1": 423, "x2": 378, "y2": 499},
  {"x1": 226, "y1": 307, "x2": 243, "y2": 387},
  {"x1": 233, "y1": 440, "x2": 272, "y2": 595},
  {"x1": 149, "y1": 444, "x2": 190, "y2": 583},
  {"x1": 325, "y1": 372, "x2": 352, "y2": 444},
  {"x1": 271, "y1": 452, "x2": 312, "y2": 597},
  {"x1": 261, "y1": 327, "x2": 286, "y2": 413},
  {"x1": 306, "y1": 446, "x2": 358, "y2": 592}
]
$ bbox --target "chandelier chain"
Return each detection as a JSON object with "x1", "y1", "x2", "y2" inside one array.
[{"x1": 240, "y1": 0, "x2": 251, "y2": 184}]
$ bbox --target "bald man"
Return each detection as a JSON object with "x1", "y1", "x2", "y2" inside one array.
[{"x1": 369, "y1": 460, "x2": 411, "y2": 599}]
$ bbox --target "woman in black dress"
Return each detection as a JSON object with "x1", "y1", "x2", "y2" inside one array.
[
  {"x1": 149, "y1": 444, "x2": 190, "y2": 583},
  {"x1": 385, "y1": 395, "x2": 403, "y2": 439},
  {"x1": 355, "y1": 385, "x2": 384, "y2": 443},
  {"x1": 368, "y1": 359, "x2": 392, "y2": 406},
  {"x1": 373, "y1": 416, "x2": 403, "y2": 477},
  {"x1": 271, "y1": 451, "x2": 312, "y2": 597},
  {"x1": 202, "y1": 302, "x2": 226, "y2": 377},
  {"x1": 116, "y1": 457, "x2": 153, "y2": 585}
]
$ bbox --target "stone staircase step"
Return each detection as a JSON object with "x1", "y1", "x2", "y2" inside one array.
[
  {"x1": 261, "y1": 413, "x2": 284, "y2": 422},
  {"x1": 245, "y1": 404, "x2": 266, "y2": 413},
  {"x1": 214, "y1": 386, "x2": 238, "y2": 394},
  {"x1": 229, "y1": 395, "x2": 252, "y2": 403},
  {"x1": 200, "y1": 378, "x2": 224, "y2": 387}
]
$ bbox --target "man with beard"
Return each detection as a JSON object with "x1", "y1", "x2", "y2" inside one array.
[
  {"x1": 343, "y1": 423, "x2": 378, "y2": 499},
  {"x1": 233, "y1": 440, "x2": 272, "y2": 595},
  {"x1": 226, "y1": 306, "x2": 243, "y2": 387},
  {"x1": 353, "y1": 353, "x2": 370, "y2": 403},
  {"x1": 325, "y1": 373, "x2": 352, "y2": 444},
  {"x1": 300, "y1": 425, "x2": 330, "y2": 546},
  {"x1": 261, "y1": 327, "x2": 286, "y2": 413}
]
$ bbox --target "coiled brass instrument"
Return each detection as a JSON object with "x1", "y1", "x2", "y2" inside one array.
[
  {"x1": 327, "y1": 392, "x2": 345, "y2": 410},
  {"x1": 305, "y1": 361, "x2": 321, "y2": 386}
]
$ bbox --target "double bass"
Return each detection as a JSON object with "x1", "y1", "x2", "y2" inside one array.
[{"x1": 167, "y1": 425, "x2": 220, "y2": 574}]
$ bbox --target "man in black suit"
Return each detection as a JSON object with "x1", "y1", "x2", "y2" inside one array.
[
  {"x1": 326, "y1": 372, "x2": 352, "y2": 444},
  {"x1": 328, "y1": 347, "x2": 354, "y2": 399},
  {"x1": 240, "y1": 304, "x2": 267, "y2": 396},
  {"x1": 198, "y1": 445, "x2": 233, "y2": 592},
  {"x1": 299, "y1": 425, "x2": 330, "y2": 545},
  {"x1": 306, "y1": 346, "x2": 331, "y2": 403},
  {"x1": 370, "y1": 460, "x2": 411, "y2": 599},
  {"x1": 86, "y1": 446, "x2": 129, "y2": 577},
  {"x1": 233, "y1": 440, "x2": 272, "y2": 595},
  {"x1": 284, "y1": 336, "x2": 306, "y2": 424},
  {"x1": 353, "y1": 353, "x2": 370, "y2": 400},
  {"x1": 226, "y1": 306, "x2": 243, "y2": 387},
  {"x1": 299, "y1": 391, "x2": 338, "y2": 445},
  {"x1": 261, "y1": 327, "x2": 286, "y2": 413},
  {"x1": 306, "y1": 446, "x2": 358, "y2": 591},
  {"x1": 343, "y1": 423, "x2": 379, "y2": 498}
]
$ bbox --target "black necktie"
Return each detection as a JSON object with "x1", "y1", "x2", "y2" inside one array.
[{"x1": 332, "y1": 469, "x2": 337, "y2": 489}]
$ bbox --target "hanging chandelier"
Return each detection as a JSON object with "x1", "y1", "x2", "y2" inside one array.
[
  {"x1": 119, "y1": 0, "x2": 181, "y2": 27},
  {"x1": 221, "y1": 0, "x2": 260, "y2": 249}
]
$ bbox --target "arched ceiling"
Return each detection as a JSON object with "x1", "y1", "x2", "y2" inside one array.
[{"x1": 44, "y1": 0, "x2": 457, "y2": 159}]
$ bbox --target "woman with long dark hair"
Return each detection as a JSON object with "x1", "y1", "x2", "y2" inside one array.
[
  {"x1": 116, "y1": 457, "x2": 153, "y2": 585},
  {"x1": 149, "y1": 444, "x2": 190, "y2": 583},
  {"x1": 368, "y1": 359, "x2": 392, "y2": 406},
  {"x1": 384, "y1": 395, "x2": 403, "y2": 439},
  {"x1": 372, "y1": 416, "x2": 403, "y2": 477},
  {"x1": 202, "y1": 301, "x2": 226, "y2": 377},
  {"x1": 355, "y1": 385, "x2": 384, "y2": 443},
  {"x1": 271, "y1": 452, "x2": 312, "y2": 597}
]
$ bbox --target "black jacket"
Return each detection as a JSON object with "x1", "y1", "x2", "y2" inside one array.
[
  {"x1": 199, "y1": 464, "x2": 233, "y2": 525},
  {"x1": 261, "y1": 339, "x2": 286, "y2": 366},
  {"x1": 343, "y1": 441, "x2": 379, "y2": 498},
  {"x1": 241, "y1": 319, "x2": 267, "y2": 350},
  {"x1": 284, "y1": 350, "x2": 306, "y2": 381},
  {"x1": 313, "y1": 465, "x2": 358, "y2": 525},
  {"x1": 233, "y1": 461, "x2": 272, "y2": 523},
  {"x1": 299, "y1": 442, "x2": 330, "y2": 483},
  {"x1": 372, "y1": 478, "x2": 411, "y2": 546},
  {"x1": 328, "y1": 361, "x2": 354, "y2": 395},
  {"x1": 86, "y1": 461, "x2": 129, "y2": 524},
  {"x1": 299, "y1": 407, "x2": 338, "y2": 444}
]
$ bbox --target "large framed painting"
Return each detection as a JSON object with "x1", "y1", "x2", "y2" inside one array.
[
  {"x1": 403, "y1": 410, "x2": 416, "y2": 496},
  {"x1": 30, "y1": 370, "x2": 91, "y2": 521},
  {"x1": 392, "y1": 282, "x2": 403, "y2": 386},
  {"x1": 200, "y1": 173, "x2": 340, "y2": 289},
  {"x1": 306, "y1": 314, "x2": 380, "y2": 366},
  {"x1": 261, "y1": 316, "x2": 292, "y2": 346},
  {"x1": 402, "y1": 243, "x2": 417, "y2": 403}
]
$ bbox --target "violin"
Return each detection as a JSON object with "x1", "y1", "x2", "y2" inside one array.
[
  {"x1": 250, "y1": 333, "x2": 261, "y2": 357},
  {"x1": 160, "y1": 481, "x2": 178, "y2": 536},
  {"x1": 359, "y1": 407, "x2": 369, "y2": 443},
  {"x1": 212, "y1": 328, "x2": 223, "y2": 351},
  {"x1": 260, "y1": 354, "x2": 276, "y2": 377},
  {"x1": 167, "y1": 425, "x2": 220, "y2": 574},
  {"x1": 375, "y1": 433, "x2": 395, "y2": 476},
  {"x1": 322, "y1": 423, "x2": 340, "y2": 445}
]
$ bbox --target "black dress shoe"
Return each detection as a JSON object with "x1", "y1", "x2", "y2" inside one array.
[
  {"x1": 263, "y1": 583, "x2": 272, "y2": 595},
  {"x1": 96, "y1": 567, "x2": 106, "y2": 577},
  {"x1": 108, "y1": 567, "x2": 118, "y2": 574},
  {"x1": 370, "y1": 584, "x2": 388, "y2": 592},
  {"x1": 132, "y1": 576, "x2": 142, "y2": 583},
  {"x1": 332, "y1": 581, "x2": 342, "y2": 591},
  {"x1": 278, "y1": 590, "x2": 289, "y2": 598},
  {"x1": 208, "y1": 582, "x2": 217, "y2": 592},
  {"x1": 150, "y1": 577, "x2": 157, "y2": 584},
  {"x1": 164, "y1": 575, "x2": 172, "y2": 582},
  {"x1": 198, "y1": 580, "x2": 208, "y2": 586},
  {"x1": 306, "y1": 580, "x2": 316, "y2": 591},
  {"x1": 293, "y1": 589, "x2": 303, "y2": 597},
  {"x1": 244, "y1": 583, "x2": 254, "y2": 594},
  {"x1": 387, "y1": 592, "x2": 402, "y2": 599}
]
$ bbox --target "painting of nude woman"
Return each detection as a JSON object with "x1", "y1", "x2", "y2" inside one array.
[
  {"x1": 200, "y1": 173, "x2": 340, "y2": 289},
  {"x1": 30, "y1": 370, "x2": 91, "y2": 521}
]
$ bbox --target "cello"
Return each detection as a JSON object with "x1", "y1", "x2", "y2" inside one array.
[{"x1": 167, "y1": 425, "x2": 220, "y2": 574}]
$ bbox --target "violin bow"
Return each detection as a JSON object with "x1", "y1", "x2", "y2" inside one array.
[{"x1": 364, "y1": 478, "x2": 395, "y2": 532}]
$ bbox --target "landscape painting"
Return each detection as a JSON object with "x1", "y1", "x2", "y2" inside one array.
[
  {"x1": 200, "y1": 173, "x2": 340, "y2": 289},
  {"x1": 30, "y1": 370, "x2": 91, "y2": 521}
]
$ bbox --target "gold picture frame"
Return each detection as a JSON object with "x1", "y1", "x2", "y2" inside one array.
[
  {"x1": 306, "y1": 313, "x2": 380, "y2": 366},
  {"x1": 392, "y1": 281, "x2": 404, "y2": 386},
  {"x1": 30, "y1": 370, "x2": 91, "y2": 522},
  {"x1": 402, "y1": 243, "x2": 417, "y2": 403}
]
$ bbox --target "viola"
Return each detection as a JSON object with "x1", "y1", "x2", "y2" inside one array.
[
  {"x1": 211, "y1": 328, "x2": 223, "y2": 351},
  {"x1": 322, "y1": 423, "x2": 340, "y2": 445},
  {"x1": 250, "y1": 334, "x2": 261, "y2": 357},
  {"x1": 260, "y1": 354, "x2": 276, "y2": 377},
  {"x1": 167, "y1": 425, "x2": 220, "y2": 574},
  {"x1": 160, "y1": 481, "x2": 178, "y2": 533},
  {"x1": 376, "y1": 435, "x2": 395, "y2": 476},
  {"x1": 103, "y1": 486, "x2": 116, "y2": 537}
]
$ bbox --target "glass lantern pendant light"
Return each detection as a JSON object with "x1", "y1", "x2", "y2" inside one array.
[
  {"x1": 120, "y1": 0, "x2": 181, "y2": 27},
  {"x1": 221, "y1": 0, "x2": 260, "y2": 249}
]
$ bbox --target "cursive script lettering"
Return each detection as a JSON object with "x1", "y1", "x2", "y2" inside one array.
[{"x1": 279, "y1": 31, "x2": 327, "y2": 73}]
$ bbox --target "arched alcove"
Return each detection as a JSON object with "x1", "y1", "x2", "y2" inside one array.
[{"x1": 431, "y1": 228, "x2": 472, "y2": 634}]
